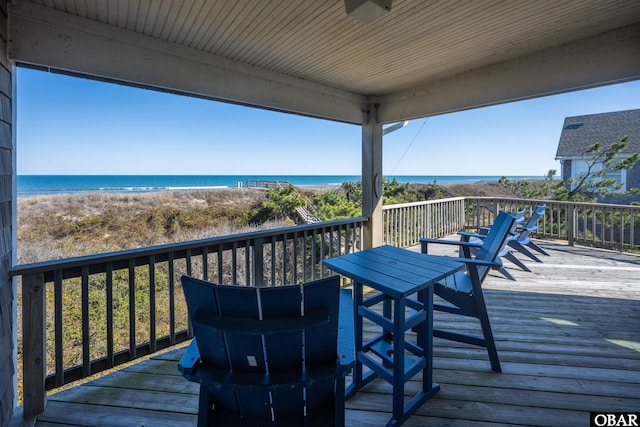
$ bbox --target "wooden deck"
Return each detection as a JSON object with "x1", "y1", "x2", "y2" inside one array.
[{"x1": 30, "y1": 239, "x2": 640, "y2": 426}]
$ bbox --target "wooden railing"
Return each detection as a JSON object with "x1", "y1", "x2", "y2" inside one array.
[
  {"x1": 463, "y1": 197, "x2": 640, "y2": 251},
  {"x1": 13, "y1": 196, "x2": 640, "y2": 417},
  {"x1": 382, "y1": 196, "x2": 640, "y2": 252},
  {"x1": 382, "y1": 197, "x2": 466, "y2": 247},
  {"x1": 11, "y1": 217, "x2": 365, "y2": 417}
]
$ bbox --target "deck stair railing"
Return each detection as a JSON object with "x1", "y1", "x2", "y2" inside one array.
[
  {"x1": 11, "y1": 217, "x2": 365, "y2": 417},
  {"x1": 295, "y1": 205, "x2": 322, "y2": 224},
  {"x1": 295, "y1": 194, "x2": 323, "y2": 224},
  {"x1": 244, "y1": 180, "x2": 322, "y2": 224}
]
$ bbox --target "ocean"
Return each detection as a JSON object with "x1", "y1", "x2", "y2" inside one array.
[{"x1": 16, "y1": 175, "x2": 540, "y2": 197}]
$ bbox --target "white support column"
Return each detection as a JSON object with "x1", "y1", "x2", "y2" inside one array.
[{"x1": 362, "y1": 102, "x2": 384, "y2": 249}]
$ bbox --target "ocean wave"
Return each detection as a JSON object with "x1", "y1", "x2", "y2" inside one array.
[
  {"x1": 165, "y1": 186, "x2": 231, "y2": 190},
  {"x1": 97, "y1": 185, "x2": 232, "y2": 191},
  {"x1": 98, "y1": 186, "x2": 170, "y2": 191}
]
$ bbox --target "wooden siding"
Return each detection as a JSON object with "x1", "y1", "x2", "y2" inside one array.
[
  {"x1": 0, "y1": 0, "x2": 13, "y2": 424},
  {"x1": 28, "y1": 240, "x2": 640, "y2": 426}
]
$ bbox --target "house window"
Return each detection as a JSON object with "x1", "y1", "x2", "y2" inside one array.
[{"x1": 570, "y1": 160, "x2": 627, "y2": 192}]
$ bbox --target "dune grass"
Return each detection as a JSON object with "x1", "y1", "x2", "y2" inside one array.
[{"x1": 17, "y1": 189, "x2": 272, "y2": 263}]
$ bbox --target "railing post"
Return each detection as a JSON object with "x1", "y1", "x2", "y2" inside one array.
[
  {"x1": 22, "y1": 272, "x2": 46, "y2": 417},
  {"x1": 567, "y1": 204, "x2": 576, "y2": 246}
]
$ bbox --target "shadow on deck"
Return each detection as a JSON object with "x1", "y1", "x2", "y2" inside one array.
[{"x1": 30, "y1": 240, "x2": 640, "y2": 426}]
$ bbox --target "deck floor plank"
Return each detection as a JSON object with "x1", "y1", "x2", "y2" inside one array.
[{"x1": 32, "y1": 239, "x2": 640, "y2": 426}]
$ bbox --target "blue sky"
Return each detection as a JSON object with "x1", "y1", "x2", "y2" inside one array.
[{"x1": 16, "y1": 67, "x2": 640, "y2": 176}]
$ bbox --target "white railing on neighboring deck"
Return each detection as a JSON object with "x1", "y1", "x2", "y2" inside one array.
[{"x1": 11, "y1": 217, "x2": 365, "y2": 417}]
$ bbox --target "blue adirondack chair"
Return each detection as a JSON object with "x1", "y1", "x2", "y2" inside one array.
[
  {"x1": 420, "y1": 211, "x2": 517, "y2": 372},
  {"x1": 505, "y1": 209, "x2": 526, "y2": 225},
  {"x1": 457, "y1": 209, "x2": 531, "y2": 280},
  {"x1": 456, "y1": 233, "x2": 530, "y2": 281},
  {"x1": 178, "y1": 275, "x2": 355, "y2": 427},
  {"x1": 478, "y1": 204, "x2": 550, "y2": 263},
  {"x1": 507, "y1": 204, "x2": 550, "y2": 261}
]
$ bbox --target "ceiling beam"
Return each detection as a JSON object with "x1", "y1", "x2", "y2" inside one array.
[
  {"x1": 379, "y1": 23, "x2": 640, "y2": 123},
  {"x1": 8, "y1": 2, "x2": 367, "y2": 124}
]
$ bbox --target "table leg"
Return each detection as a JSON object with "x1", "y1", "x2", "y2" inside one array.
[
  {"x1": 382, "y1": 293, "x2": 393, "y2": 369},
  {"x1": 391, "y1": 296, "x2": 406, "y2": 425},
  {"x1": 346, "y1": 280, "x2": 363, "y2": 399},
  {"x1": 419, "y1": 287, "x2": 434, "y2": 391}
]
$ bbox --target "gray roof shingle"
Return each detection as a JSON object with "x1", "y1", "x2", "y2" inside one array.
[{"x1": 555, "y1": 109, "x2": 640, "y2": 158}]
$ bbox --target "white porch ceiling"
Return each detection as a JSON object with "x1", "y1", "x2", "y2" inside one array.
[{"x1": 8, "y1": 0, "x2": 640, "y2": 124}]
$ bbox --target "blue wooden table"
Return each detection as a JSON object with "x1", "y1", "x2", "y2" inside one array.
[{"x1": 324, "y1": 245, "x2": 465, "y2": 427}]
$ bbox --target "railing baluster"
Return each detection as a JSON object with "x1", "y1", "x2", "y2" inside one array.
[
  {"x1": 620, "y1": 209, "x2": 625, "y2": 249},
  {"x1": 185, "y1": 249, "x2": 192, "y2": 276},
  {"x1": 292, "y1": 231, "x2": 299, "y2": 283},
  {"x1": 128, "y1": 259, "x2": 136, "y2": 360},
  {"x1": 253, "y1": 238, "x2": 264, "y2": 287},
  {"x1": 311, "y1": 229, "x2": 317, "y2": 280},
  {"x1": 231, "y1": 242, "x2": 238, "y2": 285},
  {"x1": 54, "y1": 270, "x2": 63, "y2": 386},
  {"x1": 283, "y1": 235, "x2": 289, "y2": 283},
  {"x1": 271, "y1": 235, "x2": 276, "y2": 286},
  {"x1": 426, "y1": 203, "x2": 432, "y2": 238},
  {"x1": 320, "y1": 226, "x2": 326, "y2": 278},
  {"x1": 580, "y1": 206, "x2": 586, "y2": 241},
  {"x1": 81, "y1": 266, "x2": 90, "y2": 377},
  {"x1": 202, "y1": 246, "x2": 208, "y2": 281},
  {"x1": 592, "y1": 208, "x2": 597, "y2": 245},
  {"x1": 168, "y1": 252, "x2": 175, "y2": 345},
  {"x1": 149, "y1": 256, "x2": 156, "y2": 353},
  {"x1": 106, "y1": 263, "x2": 114, "y2": 368},
  {"x1": 610, "y1": 208, "x2": 615, "y2": 246},
  {"x1": 245, "y1": 240, "x2": 251, "y2": 286},
  {"x1": 631, "y1": 210, "x2": 635, "y2": 248},
  {"x1": 217, "y1": 245, "x2": 223, "y2": 283},
  {"x1": 567, "y1": 204, "x2": 576, "y2": 246}
]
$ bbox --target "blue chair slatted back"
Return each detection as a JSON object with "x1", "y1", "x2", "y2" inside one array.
[
  {"x1": 181, "y1": 275, "x2": 340, "y2": 423},
  {"x1": 527, "y1": 204, "x2": 546, "y2": 230},
  {"x1": 513, "y1": 209, "x2": 526, "y2": 223},
  {"x1": 299, "y1": 279, "x2": 340, "y2": 415},
  {"x1": 516, "y1": 204, "x2": 545, "y2": 240},
  {"x1": 472, "y1": 211, "x2": 517, "y2": 282}
]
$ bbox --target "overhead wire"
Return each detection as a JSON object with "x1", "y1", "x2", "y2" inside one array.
[{"x1": 389, "y1": 118, "x2": 428, "y2": 175}]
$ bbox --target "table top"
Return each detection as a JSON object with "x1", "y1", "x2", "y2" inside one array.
[{"x1": 323, "y1": 245, "x2": 465, "y2": 298}]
